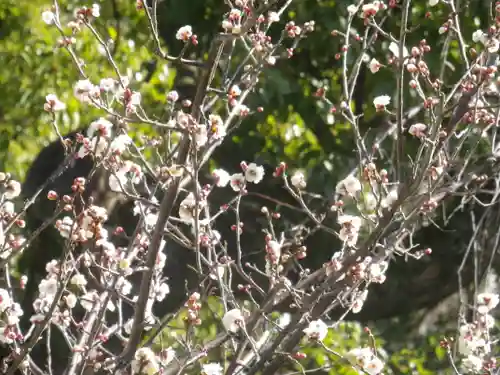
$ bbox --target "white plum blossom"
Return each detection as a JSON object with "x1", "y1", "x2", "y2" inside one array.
[
  {"x1": 88, "y1": 117, "x2": 113, "y2": 138},
  {"x1": 347, "y1": 4, "x2": 359, "y2": 14},
  {"x1": 167, "y1": 90, "x2": 179, "y2": 102},
  {"x1": 361, "y1": 3, "x2": 379, "y2": 17},
  {"x1": 373, "y1": 95, "x2": 391, "y2": 110},
  {"x1": 212, "y1": 169, "x2": 230, "y2": 187},
  {"x1": 45, "y1": 260, "x2": 59, "y2": 275},
  {"x1": 291, "y1": 171, "x2": 306, "y2": 189},
  {"x1": 77, "y1": 136, "x2": 109, "y2": 159},
  {"x1": 131, "y1": 347, "x2": 160, "y2": 375},
  {"x1": 110, "y1": 133, "x2": 133, "y2": 154},
  {"x1": 336, "y1": 175, "x2": 362, "y2": 196},
  {"x1": 368, "y1": 58, "x2": 382, "y2": 73},
  {"x1": 1, "y1": 201, "x2": 14, "y2": 215},
  {"x1": 202, "y1": 362, "x2": 224, "y2": 375},
  {"x1": 245, "y1": 163, "x2": 265, "y2": 184},
  {"x1": 303, "y1": 319, "x2": 329, "y2": 341},
  {"x1": 91, "y1": 3, "x2": 100, "y2": 17},
  {"x1": 472, "y1": 29, "x2": 487, "y2": 44},
  {"x1": 38, "y1": 277, "x2": 58, "y2": 300},
  {"x1": 99, "y1": 78, "x2": 116, "y2": 92},
  {"x1": 457, "y1": 323, "x2": 489, "y2": 356},
  {"x1": 0, "y1": 288, "x2": 11, "y2": 312},
  {"x1": 278, "y1": 313, "x2": 291, "y2": 328},
  {"x1": 154, "y1": 282, "x2": 170, "y2": 302},
  {"x1": 156, "y1": 249, "x2": 167, "y2": 270},
  {"x1": 338, "y1": 214, "x2": 362, "y2": 229},
  {"x1": 0, "y1": 324, "x2": 15, "y2": 344},
  {"x1": 74, "y1": 79, "x2": 98, "y2": 103},
  {"x1": 80, "y1": 291, "x2": 98, "y2": 311},
  {"x1": 368, "y1": 261, "x2": 388, "y2": 283},
  {"x1": 194, "y1": 124, "x2": 209, "y2": 148},
  {"x1": 42, "y1": 10, "x2": 55, "y2": 24},
  {"x1": 268, "y1": 11, "x2": 280, "y2": 23},
  {"x1": 208, "y1": 114, "x2": 226, "y2": 139},
  {"x1": 352, "y1": 289, "x2": 369, "y2": 313},
  {"x1": 179, "y1": 193, "x2": 196, "y2": 222},
  {"x1": 64, "y1": 293, "x2": 77, "y2": 309},
  {"x1": 235, "y1": 104, "x2": 250, "y2": 117},
  {"x1": 127, "y1": 91, "x2": 142, "y2": 113},
  {"x1": 80, "y1": 290, "x2": 115, "y2": 312},
  {"x1": 44, "y1": 94, "x2": 66, "y2": 112},
  {"x1": 477, "y1": 292, "x2": 499, "y2": 313},
  {"x1": 109, "y1": 160, "x2": 143, "y2": 193},
  {"x1": 3, "y1": 180, "x2": 21, "y2": 199},
  {"x1": 429, "y1": 0, "x2": 439, "y2": 6},
  {"x1": 346, "y1": 347, "x2": 385, "y2": 375},
  {"x1": 462, "y1": 355, "x2": 483, "y2": 373},
  {"x1": 6, "y1": 303, "x2": 23, "y2": 325},
  {"x1": 159, "y1": 347, "x2": 175, "y2": 366},
  {"x1": 487, "y1": 39, "x2": 500, "y2": 53},
  {"x1": 179, "y1": 193, "x2": 205, "y2": 223},
  {"x1": 229, "y1": 85, "x2": 242, "y2": 97},
  {"x1": 70, "y1": 274, "x2": 87, "y2": 288},
  {"x1": 230, "y1": 173, "x2": 246, "y2": 192},
  {"x1": 408, "y1": 123, "x2": 427, "y2": 138},
  {"x1": 176, "y1": 25, "x2": 193, "y2": 41},
  {"x1": 222, "y1": 308, "x2": 244, "y2": 332},
  {"x1": 209, "y1": 264, "x2": 225, "y2": 280},
  {"x1": 389, "y1": 41, "x2": 409, "y2": 58}
]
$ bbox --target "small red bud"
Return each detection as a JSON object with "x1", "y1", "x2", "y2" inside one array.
[
  {"x1": 293, "y1": 352, "x2": 307, "y2": 359},
  {"x1": 47, "y1": 190, "x2": 58, "y2": 200}
]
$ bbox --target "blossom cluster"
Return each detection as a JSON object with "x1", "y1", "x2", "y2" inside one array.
[{"x1": 457, "y1": 293, "x2": 499, "y2": 373}]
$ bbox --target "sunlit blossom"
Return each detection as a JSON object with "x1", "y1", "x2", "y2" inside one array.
[
  {"x1": 44, "y1": 94, "x2": 66, "y2": 112},
  {"x1": 373, "y1": 95, "x2": 391, "y2": 110},
  {"x1": 303, "y1": 319, "x2": 329, "y2": 341},
  {"x1": 42, "y1": 10, "x2": 55, "y2": 25},
  {"x1": 245, "y1": 163, "x2": 265, "y2": 184},
  {"x1": 202, "y1": 362, "x2": 223, "y2": 375},
  {"x1": 213, "y1": 168, "x2": 231, "y2": 187},
  {"x1": 222, "y1": 308, "x2": 244, "y2": 332},
  {"x1": 230, "y1": 173, "x2": 246, "y2": 192},
  {"x1": 346, "y1": 347, "x2": 384, "y2": 375},
  {"x1": 336, "y1": 175, "x2": 362, "y2": 196},
  {"x1": 368, "y1": 58, "x2": 382, "y2": 73},
  {"x1": 176, "y1": 25, "x2": 193, "y2": 41}
]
